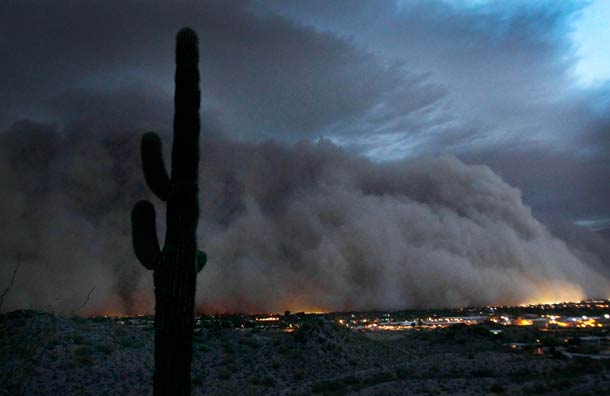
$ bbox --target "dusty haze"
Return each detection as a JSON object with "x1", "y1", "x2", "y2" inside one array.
[{"x1": 1, "y1": 120, "x2": 609, "y2": 315}]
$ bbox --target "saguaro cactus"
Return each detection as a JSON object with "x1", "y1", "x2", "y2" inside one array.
[{"x1": 131, "y1": 27, "x2": 206, "y2": 396}]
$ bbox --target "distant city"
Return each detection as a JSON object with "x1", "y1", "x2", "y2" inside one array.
[
  {"x1": 100, "y1": 299, "x2": 610, "y2": 331},
  {"x1": 98, "y1": 299, "x2": 610, "y2": 361},
  {"x1": 93, "y1": 300, "x2": 610, "y2": 360}
]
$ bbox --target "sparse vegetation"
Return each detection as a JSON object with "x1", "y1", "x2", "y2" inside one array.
[
  {"x1": 73, "y1": 345, "x2": 95, "y2": 366},
  {"x1": 217, "y1": 366, "x2": 232, "y2": 380},
  {"x1": 95, "y1": 343, "x2": 114, "y2": 355},
  {"x1": 2, "y1": 310, "x2": 610, "y2": 395}
]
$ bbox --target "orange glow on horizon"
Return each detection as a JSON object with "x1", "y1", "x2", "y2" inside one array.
[
  {"x1": 84, "y1": 282, "x2": 601, "y2": 318},
  {"x1": 517, "y1": 281, "x2": 586, "y2": 306}
]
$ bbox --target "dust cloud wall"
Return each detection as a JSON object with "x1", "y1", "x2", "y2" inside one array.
[{"x1": 1, "y1": 121, "x2": 609, "y2": 314}]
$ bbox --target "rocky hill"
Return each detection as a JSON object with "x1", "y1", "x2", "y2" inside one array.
[{"x1": 2, "y1": 310, "x2": 609, "y2": 395}]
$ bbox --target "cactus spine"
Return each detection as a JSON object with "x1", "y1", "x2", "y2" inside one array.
[{"x1": 131, "y1": 27, "x2": 206, "y2": 396}]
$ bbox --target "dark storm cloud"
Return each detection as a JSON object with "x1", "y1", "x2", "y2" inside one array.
[
  {"x1": 265, "y1": 0, "x2": 610, "y2": 226},
  {"x1": 1, "y1": 0, "x2": 606, "y2": 159},
  {"x1": 265, "y1": 0, "x2": 588, "y2": 148},
  {"x1": 0, "y1": 0, "x2": 444, "y2": 142}
]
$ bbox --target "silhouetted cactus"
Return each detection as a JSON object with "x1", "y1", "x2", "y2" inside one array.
[{"x1": 131, "y1": 27, "x2": 206, "y2": 396}]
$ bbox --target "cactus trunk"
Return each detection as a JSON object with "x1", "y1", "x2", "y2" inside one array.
[{"x1": 131, "y1": 27, "x2": 206, "y2": 396}]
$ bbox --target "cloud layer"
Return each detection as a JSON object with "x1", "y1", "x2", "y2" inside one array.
[{"x1": 1, "y1": 0, "x2": 607, "y2": 226}]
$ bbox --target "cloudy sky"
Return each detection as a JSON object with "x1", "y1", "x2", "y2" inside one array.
[{"x1": 1, "y1": 0, "x2": 609, "y2": 313}]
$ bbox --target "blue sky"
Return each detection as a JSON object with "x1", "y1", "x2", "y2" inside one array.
[
  {"x1": 572, "y1": 0, "x2": 610, "y2": 85},
  {"x1": 453, "y1": 0, "x2": 609, "y2": 87},
  {"x1": 446, "y1": 0, "x2": 610, "y2": 85}
]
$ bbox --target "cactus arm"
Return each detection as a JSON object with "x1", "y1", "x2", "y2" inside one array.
[
  {"x1": 171, "y1": 27, "x2": 200, "y2": 184},
  {"x1": 195, "y1": 250, "x2": 207, "y2": 274},
  {"x1": 141, "y1": 132, "x2": 172, "y2": 202},
  {"x1": 131, "y1": 200, "x2": 161, "y2": 270}
]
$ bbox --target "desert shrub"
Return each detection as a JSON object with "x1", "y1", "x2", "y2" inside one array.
[
  {"x1": 117, "y1": 336, "x2": 133, "y2": 349},
  {"x1": 471, "y1": 368, "x2": 495, "y2": 377},
  {"x1": 489, "y1": 382, "x2": 506, "y2": 393},
  {"x1": 466, "y1": 325, "x2": 492, "y2": 337},
  {"x1": 580, "y1": 344, "x2": 601, "y2": 354},
  {"x1": 556, "y1": 378, "x2": 574, "y2": 388},
  {"x1": 73, "y1": 345, "x2": 94, "y2": 366},
  {"x1": 72, "y1": 334, "x2": 86, "y2": 345},
  {"x1": 222, "y1": 342, "x2": 235, "y2": 355},
  {"x1": 112, "y1": 326, "x2": 128, "y2": 338},
  {"x1": 395, "y1": 367, "x2": 413, "y2": 379},
  {"x1": 240, "y1": 337, "x2": 259, "y2": 348},
  {"x1": 95, "y1": 343, "x2": 113, "y2": 355},
  {"x1": 558, "y1": 359, "x2": 603, "y2": 377},
  {"x1": 292, "y1": 370, "x2": 305, "y2": 381},
  {"x1": 525, "y1": 382, "x2": 548, "y2": 394},
  {"x1": 250, "y1": 375, "x2": 275, "y2": 387},
  {"x1": 75, "y1": 354, "x2": 93, "y2": 366},
  {"x1": 0, "y1": 326, "x2": 45, "y2": 395},
  {"x1": 73, "y1": 317, "x2": 88, "y2": 325},
  {"x1": 224, "y1": 354, "x2": 236, "y2": 365},
  {"x1": 76, "y1": 321, "x2": 92, "y2": 331},
  {"x1": 342, "y1": 375, "x2": 359, "y2": 385},
  {"x1": 442, "y1": 323, "x2": 466, "y2": 339},
  {"x1": 567, "y1": 336, "x2": 581, "y2": 345},
  {"x1": 363, "y1": 371, "x2": 396, "y2": 386},
  {"x1": 217, "y1": 366, "x2": 232, "y2": 380},
  {"x1": 312, "y1": 379, "x2": 345, "y2": 393},
  {"x1": 541, "y1": 335, "x2": 561, "y2": 347},
  {"x1": 192, "y1": 372, "x2": 205, "y2": 386},
  {"x1": 287, "y1": 349, "x2": 302, "y2": 360},
  {"x1": 446, "y1": 368, "x2": 463, "y2": 378},
  {"x1": 242, "y1": 385, "x2": 266, "y2": 396},
  {"x1": 509, "y1": 367, "x2": 531, "y2": 379},
  {"x1": 74, "y1": 345, "x2": 94, "y2": 356}
]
